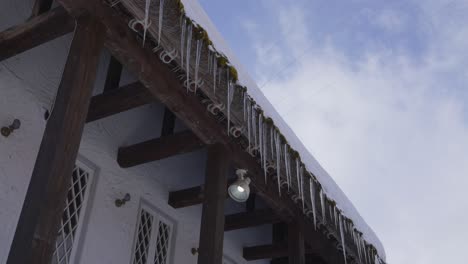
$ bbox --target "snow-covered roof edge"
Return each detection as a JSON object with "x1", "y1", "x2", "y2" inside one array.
[{"x1": 180, "y1": 0, "x2": 386, "y2": 260}]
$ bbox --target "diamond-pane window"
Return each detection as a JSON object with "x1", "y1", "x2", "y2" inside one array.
[
  {"x1": 51, "y1": 160, "x2": 95, "y2": 264},
  {"x1": 132, "y1": 205, "x2": 174, "y2": 264}
]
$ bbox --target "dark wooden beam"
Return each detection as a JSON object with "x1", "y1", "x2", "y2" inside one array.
[
  {"x1": 117, "y1": 130, "x2": 204, "y2": 168},
  {"x1": 197, "y1": 144, "x2": 229, "y2": 264},
  {"x1": 244, "y1": 244, "x2": 316, "y2": 261},
  {"x1": 7, "y1": 16, "x2": 104, "y2": 264},
  {"x1": 103, "y1": 56, "x2": 123, "y2": 92},
  {"x1": 224, "y1": 209, "x2": 281, "y2": 231},
  {"x1": 30, "y1": 0, "x2": 54, "y2": 17},
  {"x1": 0, "y1": 7, "x2": 74, "y2": 62},
  {"x1": 161, "y1": 107, "x2": 176, "y2": 137},
  {"x1": 168, "y1": 178, "x2": 236, "y2": 209},
  {"x1": 288, "y1": 221, "x2": 305, "y2": 264},
  {"x1": 86, "y1": 81, "x2": 153, "y2": 123},
  {"x1": 168, "y1": 185, "x2": 204, "y2": 209}
]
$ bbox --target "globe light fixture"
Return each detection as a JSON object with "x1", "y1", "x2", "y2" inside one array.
[{"x1": 228, "y1": 169, "x2": 251, "y2": 202}]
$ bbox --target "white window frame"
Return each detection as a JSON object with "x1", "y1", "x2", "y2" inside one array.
[
  {"x1": 51, "y1": 156, "x2": 98, "y2": 264},
  {"x1": 131, "y1": 201, "x2": 175, "y2": 264}
]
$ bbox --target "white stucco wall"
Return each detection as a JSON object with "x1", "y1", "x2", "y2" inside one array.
[{"x1": 0, "y1": 1, "x2": 271, "y2": 263}]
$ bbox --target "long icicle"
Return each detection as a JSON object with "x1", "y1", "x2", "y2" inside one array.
[
  {"x1": 157, "y1": 0, "x2": 165, "y2": 44},
  {"x1": 309, "y1": 178, "x2": 317, "y2": 229},
  {"x1": 227, "y1": 80, "x2": 234, "y2": 134},
  {"x1": 263, "y1": 122, "x2": 268, "y2": 182},
  {"x1": 180, "y1": 18, "x2": 186, "y2": 68},
  {"x1": 185, "y1": 23, "x2": 192, "y2": 93},
  {"x1": 339, "y1": 214, "x2": 348, "y2": 264},
  {"x1": 284, "y1": 145, "x2": 289, "y2": 190},
  {"x1": 320, "y1": 190, "x2": 326, "y2": 224},
  {"x1": 300, "y1": 165, "x2": 305, "y2": 212},
  {"x1": 194, "y1": 39, "x2": 202, "y2": 93},
  {"x1": 247, "y1": 100, "x2": 251, "y2": 149},
  {"x1": 212, "y1": 55, "x2": 217, "y2": 94},
  {"x1": 259, "y1": 114, "x2": 263, "y2": 165},
  {"x1": 142, "y1": 0, "x2": 151, "y2": 46},
  {"x1": 275, "y1": 131, "x2": 281, "y2": 196}
]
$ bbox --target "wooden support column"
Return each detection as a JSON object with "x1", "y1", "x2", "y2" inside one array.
[
  {"x1": 288, "y1": 221, "x2": 305, "y2": 264},
  {"x1": 197, "y1": 144, "x2": 229, "y2": 264},
  {"x1": 0, "y1": 7, "x2": 74, "y2": 62},
  {"x1": 7, "y1": 16, "x2": 104, "y2": 264}
]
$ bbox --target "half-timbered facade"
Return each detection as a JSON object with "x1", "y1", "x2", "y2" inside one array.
[{"x1": 0, "y1": 0, "x2": 386, "y2": 264}]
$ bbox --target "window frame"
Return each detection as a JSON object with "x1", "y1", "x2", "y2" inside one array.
[
  {"x1": 51, "y1": 155, "x2": 98, "y2": 264},
  {"x1": 131, "y1": 201, "x2": 176, "y2": 264}
]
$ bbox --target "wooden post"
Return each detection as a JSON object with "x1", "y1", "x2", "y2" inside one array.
[
  {"x1": 7, "y1": 16, "x2": 104, "y2": 264},
  {"x1": 197, "y1": 144, "x2": 229, "y2": 264},
  {"x1": 288, "y1": 221, "x2": 305, "y2": 264}
]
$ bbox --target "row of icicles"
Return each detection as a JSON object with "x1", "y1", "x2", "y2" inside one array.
[{"x1": 116, "y1": 0, "x2": 384, "y2": 263}]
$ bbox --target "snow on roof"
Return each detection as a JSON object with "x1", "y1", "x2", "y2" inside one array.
[{"x1": 181, "y1": 0, "x2": 386, "y2": 260}]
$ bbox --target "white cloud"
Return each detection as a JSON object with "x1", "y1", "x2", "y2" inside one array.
[{"x1": 246, "y1": 0, "x2": 468, "y2": 263}]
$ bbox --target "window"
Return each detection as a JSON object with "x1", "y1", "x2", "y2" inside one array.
[
  {"x1": 51, "y1": 159, "x2": 96, "y2": 264},
  {"x1": 132, "y1": 204, "x2": 174, "y2": 264}
]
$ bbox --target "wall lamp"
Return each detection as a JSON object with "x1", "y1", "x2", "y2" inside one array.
[
  {"x1": 1, "y1": 119, "x2": 21, "y2": 137},
  {"x1": 228, "y1": 169, "x2": 251, "y2": 203},
  {"x1": 115, "y1": 193, "x2": 131, "y2": 207}
]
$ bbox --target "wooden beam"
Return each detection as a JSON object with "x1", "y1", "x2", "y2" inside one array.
[
  {"x1": 168, "y1": 178, "x2": 236, "y2": 209},
  {"x1": 244, "y1": 244, "x2": 316, "y2": 261},
  {"x1": 103, "y1": 56, "x2": 123, "y2": 92},
  {"x1": 30, "y1": 0, "x2": 53, "y2": 17},
  {"x1": 86, "y1": 81, "x2": 153, "y2": 123},
  {"x1": 7, "y1": 16, "x2": 104, "y2": 264},
  {"x1": 197, "y1": 144, "x2": 229, "y2": 264},
  {"x1": 117, "y1": 130, "x2": 204, "y2": 168},
  {"x1": 288, "y1": 221, "x2": 305, "y2": 264},
  {"x1": 224, "y1": 209, "x2": 281, "y2": 231},
  {"x1": 161, "y1": 107, "x2": 176, "y2": 137},
  {"x1": 168, "y1": 186, "x2": 204, "y2": 209},
  {"x1": 0, "y1": 7, "x2": 74, "y2": 62}
]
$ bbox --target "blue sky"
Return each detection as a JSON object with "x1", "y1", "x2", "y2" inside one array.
[{"x1": 199, "y1": 0, "x2": 468, "y2": 263}]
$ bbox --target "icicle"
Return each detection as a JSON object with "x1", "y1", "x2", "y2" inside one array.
[
  {"x1": 142, "y1": 0, "x2": 152, "y2": 46},
  {"x1": 227, "y1": 80, "x2": 234, "y2": 134},
  {"x1": 243, "y1": 91, "x2": 247, "y2": 121},
  {"x1": 300, "y1": 165, "x2": 305, "y2": 212},
  {"x1": 207, "y1": 49, "x2": 212, "y2": 72},
  {"x1": 180, "y1": 18, "x2": 186, "y2": 68},
  {"x1": 252, "y1": 107, "x2": 257, "y2": 150},
  {"x1": 295, "y1": 159, "x2": 300, "y2": 197},
  {"x1": 270, "y1": 126, "x2": 274, "y2": 162},
  {"x1": 263, "y1": 122, "x2": 268, "y2": 182},
  {"x1": 339, "y1": 214, "x2": 348, "y2": 264},
  {"x1": 309, "y1": 178, "x2": 317, "y2": 229},
  {"x1": 157, "y1": 0, "x2": 165, "y2": 45},
  {"x1": 284, "y1": 145, "x2": 290, "y2": 190},
  {"x1": 275, "y1": 131, "x2": 281, "y2": 196},
  {"x1": 334, "y1": 206, "x2": 338, "y2": 228},
  {"x1": 247, "y1": 100, "x2": 251, "y2": 149},
  {"x1": 213, "y1": 55, "x2": 217, "y2": 94},
  {"x1": 259, "y1": 114, "x2": 263, "y2": 165},
  {"x1": 320, "y1": 190, "x2": 326, "y2": 224},
  {"x1": 185, "y1": 23, "x2": 192, "y2": 93},
  {"x1": 194, "y1": 39, "x2": 202, "y2": 93}
]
